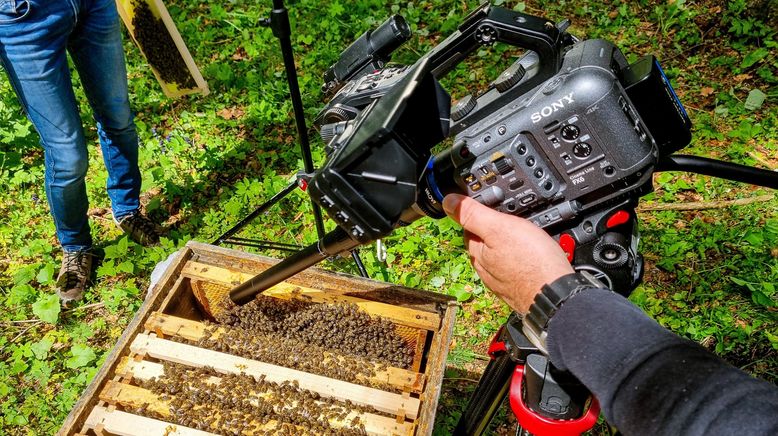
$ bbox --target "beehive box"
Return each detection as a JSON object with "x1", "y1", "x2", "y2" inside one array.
[{"x1": 58, "y1": 241, "x2": 457, "y2": 435}]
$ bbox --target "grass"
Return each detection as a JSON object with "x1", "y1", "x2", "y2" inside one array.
[{"x1": 0, "y1": 0, "x2": 775, "y2": 434}]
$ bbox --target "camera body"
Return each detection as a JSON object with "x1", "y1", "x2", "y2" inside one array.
[
  {"x1": 437, "y1": 39, "x2": 658, "y2": 230},
  {"x1": 307, "y1": 4, "x2": 691, "y2": 293}
]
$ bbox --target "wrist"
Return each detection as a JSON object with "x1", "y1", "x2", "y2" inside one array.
[{"x1": 521, "y1": 271, "x2": 605, "y2": 354}]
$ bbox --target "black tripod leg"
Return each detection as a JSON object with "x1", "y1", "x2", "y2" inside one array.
[
  {"x1": 453, "y1": 351, "x2": 516, "y2": 436},
  {"x1": 351, "y1": 251, "x2": 368, "y2": 278},
  {"x1": 267, "y1": 0, "x2": 327, "y2": 240},
  {"x1": 213, "y1": 180, "x2": 299, "y2": 245}
]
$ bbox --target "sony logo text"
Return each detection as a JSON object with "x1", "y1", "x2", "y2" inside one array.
[{"x1": 531, "y1": 93, "x2": 574, "y2": 123}]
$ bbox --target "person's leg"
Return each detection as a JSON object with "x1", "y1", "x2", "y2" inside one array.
[
  {"x1": 0, "y1": 0, "x2": 92, "y2": 252},
  {"x1": 67, "y1": 0, "x2": 140, "y2": 221},
  {"x1": 67, "y1": 0, "x2": 159, "y2": 245}
]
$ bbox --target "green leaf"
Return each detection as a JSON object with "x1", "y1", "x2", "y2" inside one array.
[
  {"x1": 117, "y1": 236, "x2": 129, "y2": 254},
  {"x1": 32, "y1": 294, "x2": 60, "y2": 324},
  {"x1": 743, "y1": 230, "x2": 764, "y2": 246},
  {"x1": 65, "y1": 344, "x2": 96, "y2": 369},
  {"x1": 12, "y1": 265, "x2": 37, "y2": 285},
  {"x1": 30, "y1": 337, "x2": 54, "y2": 360},
  {"x1": 117, "y1": 261, "x2": 135, "y2": 274},
  {"x1": 36, "y1": 262, "x2": 55, "y2": 285},
  {"x1": 103, "y1": 244, "x2": 120, "y2": 260},
  {"x1": 741, "y1": 47, "x2": 768, "y2": 68},
  {"x1": 449, "y1": 283, "x2": 472, "y2": 302},
  {"x1": 744, "y1": 89, "x2": 766, "y2": 111},
  {"x1": 7, "y1": 283, "x2": 36, "y2": 306},
  {"x1": 429, "y1": 276, "x2": 446, "y2": 288},
  {"x1": 765, "y1": 331, "x2": 778, "y2": 351},
  {"x1": 750, "y1": 289, "x2": 775, "y2": 308},
  {"x1": 96, "y1": 259, "x2": 117, "y2": 277}
]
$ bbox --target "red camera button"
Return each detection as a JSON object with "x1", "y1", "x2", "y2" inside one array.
[
  {"x1": 559, "y1": 233, "x2": 575, "y2": 263},
  {"x1": 606, "y1": 210, "x2": 630, "y2": 228}
]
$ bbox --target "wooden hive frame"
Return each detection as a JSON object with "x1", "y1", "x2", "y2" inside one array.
[{"x1": 59, "y1": 241, "x2": 457, "y2": 435}]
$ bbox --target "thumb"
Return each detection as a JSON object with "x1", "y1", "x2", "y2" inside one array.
[{"x1": 443, "y1": 194, "x2": 505, "y2": 239}]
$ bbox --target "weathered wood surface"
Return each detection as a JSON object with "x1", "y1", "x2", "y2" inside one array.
[
  {"x1": 115, "y1": 0, "x2": 209, "y2": 97},
  {"x1": 60, "y1": 241, "x2": 456, "y2": 435},
  {"x1": 84, "y1": 405, "x2": 216, "y2": 436},
  {"x1": 58, "y1": 247, "x2": 192, "y2": 436},
  {"x1": 415, "y1": 303, "x2": 458, "y2": 436},
  {"x1": 99, "y1": 381, "x2": 303, "y2": 435}
]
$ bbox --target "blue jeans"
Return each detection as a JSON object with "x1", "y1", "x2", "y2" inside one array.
[{"x1": 0, "y1": 0, "x2": 141, "y2": 252}]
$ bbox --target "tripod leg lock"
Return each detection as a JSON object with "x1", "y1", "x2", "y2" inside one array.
[
  {"x1": 509, "y1": 364, "x2": 600, "y2": 436},
  {"x1": 260, "y1": 6, "x2": 291, "y2": 39}
]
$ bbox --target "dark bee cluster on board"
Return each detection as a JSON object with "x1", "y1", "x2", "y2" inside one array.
[
  {"x1": 136, "y1": 363, "x2": 373, "y2": 435},
  {"x1": 130, "y1": 0, "x2": 196, "y2": 89},
  {"x1": 126, "y1": 294, "x2": 419, "y2": 432},
  {"x1": 169, "y1": 321, "x2": 402, "y2": 392},
  {"x1": 215, "y1": 295, "x2": 415, "y2": 369}
]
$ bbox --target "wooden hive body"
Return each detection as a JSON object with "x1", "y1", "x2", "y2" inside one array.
[{"x1": 59, "y1": 241, "x2": 457, "y2": 436}]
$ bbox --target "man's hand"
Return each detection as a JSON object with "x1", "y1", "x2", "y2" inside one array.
[{"x1": 442, "y1": 194, "x2": 574, "y2": 313}]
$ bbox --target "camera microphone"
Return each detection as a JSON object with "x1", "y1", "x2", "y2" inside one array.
[{"x1": 322, "y1": 15, "x2": 411, "y2": 95}]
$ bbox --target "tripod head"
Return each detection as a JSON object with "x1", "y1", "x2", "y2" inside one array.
[{"x1": 230, "y1": 3, "x2": 778, "y2": 307}]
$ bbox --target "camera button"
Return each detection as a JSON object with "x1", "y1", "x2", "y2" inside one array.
[
  {"x1": 543, "y1": 120, "x2": 560, "y2": 134},
  {"x1": 573, "y1": 143, "x2": 592, "y2": 158},
  {"x1": 561, "y1": 125, "x2": 580, "y2": 141}
]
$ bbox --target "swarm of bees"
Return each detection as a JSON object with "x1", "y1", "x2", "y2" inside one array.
[
  {"x1": 138, "y1": 363, "x2": 372, "y2": 435},
  {"x1": 130, "y1": 295, "x2": 416, "y2": 433},
  {"x1": 215, "y1": 295, "x2": 414, "y2": 369}
]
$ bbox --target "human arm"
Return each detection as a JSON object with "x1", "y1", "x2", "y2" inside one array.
[{"x1": 442, "y1": 193, "x2": 778, "y2": 435}]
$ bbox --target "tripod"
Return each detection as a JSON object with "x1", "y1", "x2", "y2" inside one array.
[
  {"x1": 213, "y1": 0, "x2": 368, "y2": 277},
  {"x1": 453, "y1": 157, "x2": 778, "y2": 435},
  {"x1": 454, "y1": 313, "x2": 600, "y2": 436}
]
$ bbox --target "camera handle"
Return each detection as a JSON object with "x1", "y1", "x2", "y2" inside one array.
[{"x1": 421, "y1": 3, "x2": 575, "y2": 134}]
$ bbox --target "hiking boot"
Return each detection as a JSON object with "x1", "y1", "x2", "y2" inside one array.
[
  {"x1": 56, "y1": 250, "x2": 94, "y2": 307},
  {"x1": 115, "y1": 211, "x2": 160, "y2": 246}
]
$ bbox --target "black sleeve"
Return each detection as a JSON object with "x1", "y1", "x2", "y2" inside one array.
[{"x1": 545, "y1": 288, "x2": 778, "y2": 436}]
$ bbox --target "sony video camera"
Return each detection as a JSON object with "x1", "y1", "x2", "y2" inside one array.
[{"x1": 306, "y1": 3, "x2": 692, "y2": 293}]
